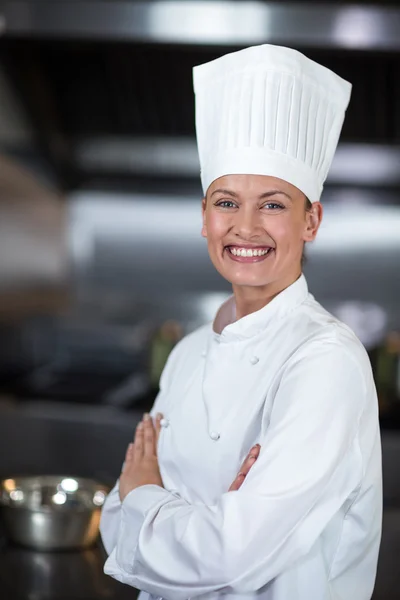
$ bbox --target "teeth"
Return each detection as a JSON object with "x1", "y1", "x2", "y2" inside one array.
[{"x1": 230, "y1": 247, "x2": 270, "y2": 257}]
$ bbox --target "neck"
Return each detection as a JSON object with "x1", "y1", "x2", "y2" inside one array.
[{"x1": 232, "y1": 271, "x2": 302, "y2": 321}]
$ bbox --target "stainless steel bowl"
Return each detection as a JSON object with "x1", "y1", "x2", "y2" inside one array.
[{"x1": 0, "y1": 475, "x2": 109, "y2": 551}]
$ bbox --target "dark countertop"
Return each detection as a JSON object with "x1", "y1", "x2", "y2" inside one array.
[
  {"x1": 0, "y1": 401, "x2": 145, "y2": 599},
  {"x1": 0, "y1": 515, "x2": 399, "y2": 600},
  {"x1": 1, "y1": 508, "x2": 400, "y2": 600},
  {"x1": 0, "y1": 538, "x2": 139, "y2": 600},
  {"x1": 1, "y1": 401, "x2": 400, "y2": 599}
]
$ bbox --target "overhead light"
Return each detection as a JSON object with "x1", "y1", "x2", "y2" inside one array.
[
  {"x1": 313, "y1": 204, "x2": 400, "y2": 254},
  {"x1": 76, "y1": 137, "x2": 400, "y2": 187},
  {"x1": 333, "y1": 7, "x2": 387, "y2": 49},
  {"x1": 328, "y1": 144, "x2": 400, "y2": 186},
  {"x1": 69, "y1": 190, "x2": 400, "y2": 257},
  {"x1": 2, "y1": 2, "x2": 399, "y2": 50}
]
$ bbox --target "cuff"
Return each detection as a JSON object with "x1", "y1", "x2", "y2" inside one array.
[
  {"x1": 115, "y1": 485, "x2": 177, "y2": 574},
  {"x1": 122, "y1": 484, "x2": 173, "y2": 514}
]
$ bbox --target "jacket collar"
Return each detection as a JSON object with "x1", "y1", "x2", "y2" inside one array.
[{"x1": 213, "y1": 274, "x2": 309, "y2": 342}]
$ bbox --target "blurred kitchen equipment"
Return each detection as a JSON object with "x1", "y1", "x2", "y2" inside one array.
[
  {"x1": 0, "y1": 153, "x2": 68, "y2": 322},
  {"x1": 375, "y1": 332, "x2": 400, "y2": 415},
  {"x1": 0, "y1": 475, "x2": 109, "y2": 550},
  {"x1": 149, "y1": 320, "x2": 183, "y2": 389}
]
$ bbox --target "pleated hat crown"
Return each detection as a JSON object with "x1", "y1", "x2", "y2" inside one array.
[{"x1": 193, "y1": 45, "x2": 352, "y2": 202}]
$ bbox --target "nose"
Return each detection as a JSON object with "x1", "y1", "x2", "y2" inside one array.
[{"x1": 233, "y1": 206, "x2": 263, "y2": 240}]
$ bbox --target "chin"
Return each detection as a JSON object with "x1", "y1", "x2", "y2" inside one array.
[
  {"x1": 231, "y1": 277, "x2": 273, "y2": 288},
  {"x1": 217, "y1": 268, "x2": 274, "y2": 288}
]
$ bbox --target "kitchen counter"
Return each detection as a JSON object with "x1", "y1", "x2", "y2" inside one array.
[
  {"x1": 1, "y1": 401, "x2": 400, "y2": 598},
  {"x1": 0, "y1": 539, "x2": 139, "y2": 600},
  {"x1": 0, "y1": 513, "x2": 399, "y2": 600},
  {"x1": 0, "y1": 401, "x2": 143, "y2": 599}
]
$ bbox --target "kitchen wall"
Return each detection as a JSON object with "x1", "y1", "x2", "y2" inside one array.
[
  {"x1": 0, "y1": 2, "x2": 399, "y2": 599},
  {"x1": 0, "y1": 1, "x2": 399, "y2": 409}
]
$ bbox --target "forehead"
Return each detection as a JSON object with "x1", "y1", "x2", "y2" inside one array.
[{"x1": 207, "y1": 174, "x2": 301, "y2": 198}]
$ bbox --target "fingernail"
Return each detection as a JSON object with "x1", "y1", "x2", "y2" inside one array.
[
  {"x1": 156, "y1": 412, "x2": 163, "y2": 420},
  {"x1": 143, "y1": 413, "x2": 150, "y2": 421}
]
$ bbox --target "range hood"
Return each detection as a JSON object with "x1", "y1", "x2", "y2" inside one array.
[
  {"x1": 0, "y1": 1, "x2": 399, "y2": 50},
  {"x1": 0, "y1": 1, "x2": 398, "y2": 398},
  {"x1": 0, "y1": 1, "x2": 399, "y2": 191},
  {"x1": 0, "y1": 1, "x2": 398, "y2": 334}
]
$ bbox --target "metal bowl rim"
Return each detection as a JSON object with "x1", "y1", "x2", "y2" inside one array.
[
  {"x1": 0, "y1": 475, "x2": 109, "y2": 510},
  {"x1": 0, "y1": 475, "x2": 109, "y2": 491}
]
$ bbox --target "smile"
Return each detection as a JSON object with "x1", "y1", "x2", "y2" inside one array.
[
  {"x1": 228, "y1": 247, "x2": 271, "y2": 257},
  {"x1": 225, "y1": 246, "x2": 274, "y2": 263}
]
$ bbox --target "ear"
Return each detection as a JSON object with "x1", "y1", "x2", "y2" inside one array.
[
  {"x1": 303, "y1": 202, "x2": 323, "y2": 243},
  {"x1": 201, "y1": 197, "x2": 207, "y2": 238}
]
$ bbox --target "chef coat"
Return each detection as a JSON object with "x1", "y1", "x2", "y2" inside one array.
[{"x1": 100, "y1": 274, "x2": 382, "y2": 600}]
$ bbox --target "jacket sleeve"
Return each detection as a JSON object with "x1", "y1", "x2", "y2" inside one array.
[
  {"x1": 103, "y1": 340, "x2": 370, "y2": 599},
  {"x1": 99, "y1": 342, "x2": 179, "y2": 556},
  {"x1": 99, "y1": 479, "x2": 122, "y2": 555}
]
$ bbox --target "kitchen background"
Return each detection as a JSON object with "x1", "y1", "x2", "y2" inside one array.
[{"x1": 0, "y1": 1, "x2": 399, "y2": 598}]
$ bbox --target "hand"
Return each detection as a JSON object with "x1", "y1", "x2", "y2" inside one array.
[
  {"x1": 228, "y1": 444, "x2": 261, "y2": 491},
  {"x1": 119, "y1": 412, "x2": 164, "y2": 503}
]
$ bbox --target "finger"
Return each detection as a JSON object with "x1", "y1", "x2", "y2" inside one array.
[
  {"x1": 121, "y1": 443, "x2": 134, "y2": 474},
  {"x1": 133, "y1": 421, "x2": 144, "y2": 457},
  {"x1": 228, "y1": 472, "x2": 246, "y2": 492},
  {"x1": 238, "y1": 444, "x2": 261, "y2": 477},
  {"x1": 124, "y1": 443, "x2": 133, "y2": 463},
  {"x1": 143, "y1": 413, "x2": 156, "y2": 457},
  {"x1": 228, "y1": 445, "x2": 261, "y2": 492},
  {"x1": 154, "y1": 413, "x2": 163, "y2": 446}
]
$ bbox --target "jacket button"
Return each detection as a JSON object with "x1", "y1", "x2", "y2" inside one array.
[
  {"x1": 250, "y1": 356, "x2": 259, "y2": 365},
  {"x1": 160, "y1": 418, "x2": 170, "y2": 428},
  {"x1": 209, "y1": 430, "x2": 220, "y2": 441}
]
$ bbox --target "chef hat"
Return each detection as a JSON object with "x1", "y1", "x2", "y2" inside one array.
[{"x1": 193, "y1": 44, "x2": 352, "y2": 202}]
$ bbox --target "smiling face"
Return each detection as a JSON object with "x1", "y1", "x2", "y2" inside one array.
[{"x1": 202, "y1": 174, "x2": 323, "y2": 296}]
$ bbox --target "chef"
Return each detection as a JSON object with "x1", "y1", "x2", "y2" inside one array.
[{"x1": 100, "y1": 45, "x2": 382, "y2": 600}]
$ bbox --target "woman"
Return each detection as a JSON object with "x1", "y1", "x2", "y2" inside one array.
[{"x1": 100, "y1": 45, "x2": 382, "y2": 600}]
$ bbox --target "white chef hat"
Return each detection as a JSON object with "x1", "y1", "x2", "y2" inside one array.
[{"x1": 193, "y1": 44, "x2": 352, "y2": 202}]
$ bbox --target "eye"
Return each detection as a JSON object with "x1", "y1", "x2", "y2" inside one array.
[
  {"x1": 262, "y1": 202, "x2": 284, "y2": 210},
  {"x1": 215, "y1": 200, "x2": 237, "y2": 208}
]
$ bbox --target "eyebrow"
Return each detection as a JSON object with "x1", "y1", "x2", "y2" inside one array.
[{"x1": 210, "y1": 188, "x2": 292, "y2": 201}]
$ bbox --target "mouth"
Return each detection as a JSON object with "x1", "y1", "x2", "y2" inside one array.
[{"x1": 225, "y1": 245, "x2": 274, "y2": 263}]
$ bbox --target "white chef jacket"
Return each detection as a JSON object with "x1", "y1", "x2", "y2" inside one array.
[{"x1": 100, "y1": 274, "x2": 382, "y2": 600}]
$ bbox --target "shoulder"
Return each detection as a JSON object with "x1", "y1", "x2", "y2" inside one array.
[
  {"x1": 270, "y1": 300, "x2": 375, "y2": 423},
  {"x1": 287, "y1": 294, "x2": 373, "y2": 385}
]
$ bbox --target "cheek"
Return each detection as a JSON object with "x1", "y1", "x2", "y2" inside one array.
[
  {"x1": 265, "y1": 216, "x2": 291, "y2": 242},
  {"x1": 267, "y1": 215, "x2": 305, "y2": 250},
  {"x1": 205, "y1": 213, "x2": 229, "y2": 242}
]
